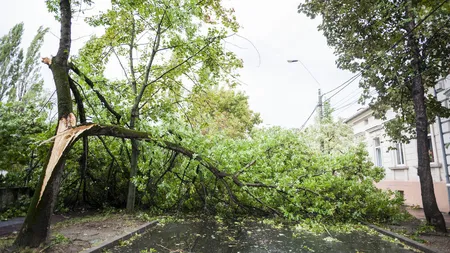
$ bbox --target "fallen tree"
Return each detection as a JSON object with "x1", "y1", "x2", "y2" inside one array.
[{"x1": 13, "y1": 0, "x2": 406, "y2": 248}]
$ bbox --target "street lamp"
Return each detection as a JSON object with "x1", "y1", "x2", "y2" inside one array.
[{"x1": 287, "y1": 59, "x2": 323, "y2": 121}]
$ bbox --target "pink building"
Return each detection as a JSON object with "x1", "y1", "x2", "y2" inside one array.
[{"x1": 344, "y1": 78, "x2": 450, "y2": 213}]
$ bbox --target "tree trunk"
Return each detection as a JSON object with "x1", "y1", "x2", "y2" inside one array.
[
  {"x1": 406, "y1": 0, "x2": 447, "y2": 233},
  {"x1": 126, "y1": 110, "x2": 139, "y2": 212},
  {"x1": 14, "y1": 161, "x2": 66, "y2": 247},
  {"x1": 14, "y1": 0, "x2": 75, "y2": 247},
  {"x1": 126, "y1": 137, "x2": 139, "y2": 211},
  {"x1": 80, "y1": 136, "x2": 89, "y2": 204}
]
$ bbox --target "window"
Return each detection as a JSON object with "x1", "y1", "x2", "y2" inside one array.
[
  {"x1": 395, "y1": 143, "x2": 405, "y2": 166},
  {"x1": 428, "y1": 135, "x2": 435, "y2": 163},
  {"x1": 374, "y1": 137, "x2": 382, "y2": 167},
  {"x1": 428, "y1": 126, "x2": 436, "y2": 163}
]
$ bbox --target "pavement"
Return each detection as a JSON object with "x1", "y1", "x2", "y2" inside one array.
[
  {"x1": 0, "y1": 208, "x2": 448, "y2": 237},
  {"x1": 0, "y1": 215, "x2": 68, "y2": 236},
  {"x1": 407, "y1": 208, "x2": 450, "y2": 228},
  {"x1": 0, "y1": 217, "x2": 25, "y2": 236}
]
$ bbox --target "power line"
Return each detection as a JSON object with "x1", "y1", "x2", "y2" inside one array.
[
  {"x1": 333, "y1": 93, "x2": 361, "y2": 109},
  {"x1": 322, "y1": 73, "x2": 360, "y2": 96},
  {"x1": 334, "y1": 100, "x2": 359, "y2": 113},
  {"x1": 334, "y1": 62, "x2": 443, "y2": 115},
  {"x1": 300, "y1": 105, "x2": 317, "y2": 131},
  {"x1": 334, "y1": 90, "x2": 377, "y2": 112},
  {"x1": 333, "y1": 87, "x2": 362, "y2": 108},
  {"x1": 325, "y1": 73, "x2": 362, "y2": 102}
]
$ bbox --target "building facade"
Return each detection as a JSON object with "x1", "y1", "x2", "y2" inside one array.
[{"x1": 344, "y1": 77, "x2": 450, "y2": 213}]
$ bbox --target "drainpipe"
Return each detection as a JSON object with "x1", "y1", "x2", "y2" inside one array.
[{"x1": 433, "y1": 87, "x2": 450, "y2": 214}]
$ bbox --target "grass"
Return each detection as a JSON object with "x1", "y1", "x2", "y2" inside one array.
[
  {"x1": 0, "y1": 233, "x2": 70, "y2": 253},
  {"x1": 0, "y1": 235, "x2": 15, "y2": 251}
]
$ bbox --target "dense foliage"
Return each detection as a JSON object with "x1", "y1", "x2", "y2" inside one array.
[
  {"x1": 186, "y1": 87, "x2": 262, "y2": 138},
  {"x1": 1, "y1": 2, "x2": 406, "y2": 229},
  {"x1": 0, "y1": 23, "x2": 52, "y2": 188},
  {"x1": 52, "y1": 115, "x2": 404, "y2": 223}
]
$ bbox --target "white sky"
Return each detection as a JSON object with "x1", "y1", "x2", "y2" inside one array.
[{"x1": 1, "y1": 0, "x2": 364, "y2": 128}]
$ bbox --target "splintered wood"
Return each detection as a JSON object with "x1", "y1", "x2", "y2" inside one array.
[{"x1": 37, "y1": 113, "x2": 95, "y2": 206}]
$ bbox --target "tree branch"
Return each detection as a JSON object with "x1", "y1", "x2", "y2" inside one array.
[
  {"x1": 111, "y1": 47, "x2": 130, "y2": 83},
  {"x1": 68, "y1": 77, "x2": 86, "y2": 123},
  {"x1": 69, "y1": 63, "x2": 122, "y2": 124},
  {"x1": 129, "y1": 14, "x2": 137, "y2": 94},
  {"x1": 132, "y1": 10, "x2": 167, "y2": 114}
]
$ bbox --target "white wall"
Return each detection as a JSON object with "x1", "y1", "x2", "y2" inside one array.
[{"x1": 348, "y1": 108, "x2": 446, "y2": 183}]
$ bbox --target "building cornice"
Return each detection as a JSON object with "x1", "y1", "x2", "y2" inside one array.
[{"x1": 344, "y1": 107, "x2": 371, "y2": 124}]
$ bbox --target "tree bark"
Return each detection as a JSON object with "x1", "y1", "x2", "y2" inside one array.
[
  {"x1": 126, "y1": 137, "x2": 139, "y2": 211},
  {"x1": 126, "y1": 104, "x2": 139, "y2": 212},
  {"x1": 14, "y1": 0, "x2": 75, "y2": 247},
  {"x1": 406, "y1": 1, "x2": 447, "y2": 233}
]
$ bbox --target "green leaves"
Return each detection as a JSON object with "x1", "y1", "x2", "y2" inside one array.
[
  {"x1": 0, "y1": 24, "x2": 52, "y2": 187},
  {"x1": 0, "y1": 100, "x2": 52, "y2": 187},
  {"x1": 185, "y1": 87, "x2": 262, "y2": 138},
  {"x1": 76, "y1": 0, "x2": 242, "y2": 129},
  {"x1": 119, "y1": 120, "x2": 402, "y2": 222},
  {"x1": 0, "y1": 23, "x2": 48, "y2": 103}
]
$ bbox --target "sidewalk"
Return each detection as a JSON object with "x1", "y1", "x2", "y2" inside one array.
[
  {"x1": 0, "y1": 215, "x2": 68, "y2": 236},
  {"x1": 0, "y1": 217, "x2": 24, "y2": 236},
  {"x1": 407, "y1": 208, "x2": 450, "y2": 228}
]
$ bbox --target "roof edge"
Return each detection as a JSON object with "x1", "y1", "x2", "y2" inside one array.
[{"x1": 343, "y1": 107, "x2": 371, "y2": 123}]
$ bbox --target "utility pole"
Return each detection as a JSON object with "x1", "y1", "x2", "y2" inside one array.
[
  {"x1": 287, "y1": 59, "x2": 323, "y2": 122},
  {"x1": 318, "y1": 88, "x2": 323, "y2": 122},
  {"x1": 287, "y1": 59, "x2": 324, "y2": 151}
]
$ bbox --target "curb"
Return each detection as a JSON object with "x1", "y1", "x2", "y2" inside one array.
[
  {"x1": 80, "y1": 220, "x2": 158, "y2": 253},
  {"x1": 365, "y1": 223, "x2": 441, "y2": 253}
]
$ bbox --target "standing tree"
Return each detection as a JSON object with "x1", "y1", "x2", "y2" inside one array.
[
  {"x1": 0, "y1": 23, "x2": 50, "y2": 186},
  {"x1": 0, "y1": 23, "x2": 48, "y2": 102},
  {"x1": 299, "y1": 0, "x2": 449, "y2": 232},
  {"x1": 14, "y1": 0, "x2": 76, "y2": 246}
]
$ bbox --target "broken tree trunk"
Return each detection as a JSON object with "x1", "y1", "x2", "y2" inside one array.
[
  {"x1": 14, "y1": 116, "x2": 94, "y2": 247},
  {"x1": 14, "y1": 0, "x2": 77, "y2": 247}
]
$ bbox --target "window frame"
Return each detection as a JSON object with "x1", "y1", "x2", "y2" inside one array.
[
  {"x1": 394, "y1": 143, "x2": 405, "y2": 166},
  {"x1": 428, "y1": 125, "x2": 437, "y2": 164},
  {"x1": 374, "y1": 137, "x2": 383, "y2": 167}
]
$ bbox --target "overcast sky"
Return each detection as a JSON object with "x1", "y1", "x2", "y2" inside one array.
[{"x1": 1, "y1": 0, "x2": 364, "y2": 128}]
